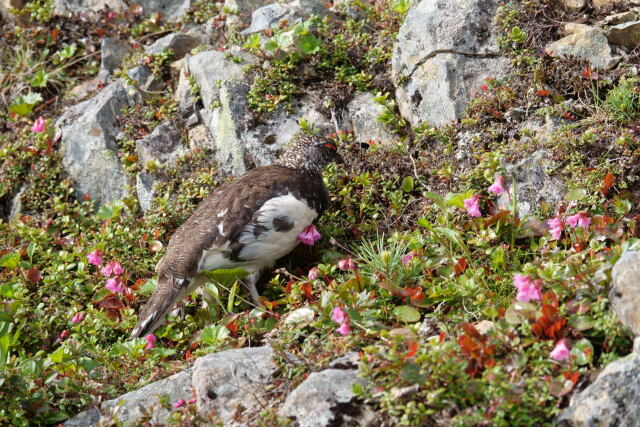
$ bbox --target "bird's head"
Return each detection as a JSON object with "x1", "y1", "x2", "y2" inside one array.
[{"x1": 276, "y1": 134, "x2": 343, "y2": 173}]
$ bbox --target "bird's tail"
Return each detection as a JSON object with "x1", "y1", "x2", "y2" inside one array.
[{"x1": 130, "y1": 275, "x2": 190, "y2": 338}]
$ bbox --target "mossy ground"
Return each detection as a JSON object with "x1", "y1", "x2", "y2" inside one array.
[{"x1": 1, "y1": 0, "x2": 640, "y2": 425}]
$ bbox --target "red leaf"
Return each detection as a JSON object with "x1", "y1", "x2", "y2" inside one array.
[
  {"x1": 300, "y1": 282, "x2": 313, "y2": 300},
  {"x1": 454, "y1": 258, "x2": 467, "y2": 275},
  {"x1": 406, "y1": 341, "x2": 418, "y2": 358},
  {"x1": 225, "y1": 318, "x2": 239, "y2": 335},
  {"x1": 600, "y1": 173, "x2": 616, "y2": 196},
  {"x1": 95, "y1": 295, "x2": 125, "y2": 310},
  {"x1": 26, "y1": 267, "x2": 42, "y2": 283},
  {"x1": 536, "y1": 89, "x2": 550, "y2": 97}
]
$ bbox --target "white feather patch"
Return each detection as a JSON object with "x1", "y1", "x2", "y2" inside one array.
[{"x1": 238, "y1": 193, "x2": 317, "y2": 263}]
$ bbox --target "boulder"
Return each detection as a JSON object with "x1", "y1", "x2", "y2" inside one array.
[
  {"x1": 278, "y1": 369, "x2": 374, "y2": 427},
  {"x1": 136, "y1": 122, "x2": 188, "y2": 167},
  {"x1": 557, "y1": 338, "x2": 640, "y2": 426},
  {"x1": 610, "y1": 251, "x2": 640, "y2": 335},
  {"x1": 145, "y1": 33, "x2": 201, "y2": 59},
  {"x1": 223, "y1": 0, "x2": 275, "y2": 27},
  {"x1": 593, "y1": 0, "x2": 629, "y2": 12},
  {"x1": 391, "y1": 0, "x2": 509, "y2": 128},
  {"x1": 136, "y1": 172, "x2": 159, "y2": 213},
  {"x1": 554, "y1": 0, "x2": 586, "y2": 12},
  {"x1": 101, "y1": 38, "x2": 131, "y2": 74},
  {"x1": 608, "y1": 21, "x2": 640, "y2": 48},
  {"x1": 546, "y1": 25, "x2": 620, "y2": 69},
  {"x1": 497, "y1": 149, "x2": 565, "y2": 218},
  {"x1": 54, "y1": 0, "x2": 191, "y2": 20},
  {"x1": 346, "y1": 92, "x2": 400, "y2": 147},
  {"x1": 188, "y1": 49, "x2": 332, "y2": 176},
  {"x1": 192, "y1": 346, "x2": 277, "y2": 424},
  {"x1": 239, "y1": 3, "x2": 299, "y2": 36},
  {"x1": 56, "y1": 80, "x2": 135, "y2": 205},
  {"x1": 101, "y1": 369, "x2": 193, "y2": 425}
]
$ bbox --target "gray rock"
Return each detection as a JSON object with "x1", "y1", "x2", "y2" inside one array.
[
  {"x1": 328, "y1": 351, "x2": 360, "y2": 369},
  {"x1": 610, "y1": 251, "x2": 640, "y2": 336},
  {"x1": 126, "y1": 65, "x2": 152, "y2": 85},
  {"x1": 145, "y1": 33, "x2": 201, "y2": 59},
  {"x1": 347, "y1": 92, "x2": 400, "y2": 146},
  {"x1": 187, "y1": 49, "x2": 254, "y2": 111},
  {"x1": 557, "y1": 338, "x2": 640, "y2": 426},
  {"x1": 240, "y1": 3, "x2": 298, "y2": 36},
  {"x1": 136, "y1": 122, "x2": 188, "y2": 167},
  {"x1": 279, "y1": 369, "x2": 374, "y2": 427},
  {"x1": 174, "y1": 57, "x2": 199, "y2": 117},
  {"x1": 100, "y1": 38, "x2": 131, "y2": 73},
  {"x1": 546, "y1": 26, "x2": 620, "y2": 69},
  {"x1": 8, "y1": 183, "x2": 28, "y2": 220},
  {"x1": 223, "y1": 0, "x2": 275, "y2": 26},
  {"x1": 497, "y1": 150, "x2": 564, "y2": 218},
  {"x1": 101, "y1": 369, "x2": 193, "y2": 425},
  {"x1": 136, "y1": 172, "x2": 159, "y2": 213},
  {"x1": 136, "y1": 0, "x2": 192, "y2": 21},
  {"x1": 63, "y1": 407, "x2": 100, "y2": 427},
  {"x1": 391, "y1": 0, "x2": 509, "y2": 128},
  {"x1": 188, "y1": 124, "x2": 214, "y2": 151},
  {"x1": 554, "y1": 0, "x2": 585, "y2": 12},
  {"x1": 56, "y1": 80, "x2": 134, "y2": 205},
  {"x1": 608, "y1": 21, "x2": 640, "y2": 48},
  {"x1": 600, "y1": 11, "x2": 637, "y2": 25},
  {"x1": 68, "y1": 77, "x2": 104, "y2": 100},
  {"x1": 193, "y1": 346, "x2": 276, "y2": 424},
  {"x1": 54, "y1": 0, "x2": 126, "y2": 16},
  {"x1": 593, "y1": 0, "x2": 628, "y2": 11}
]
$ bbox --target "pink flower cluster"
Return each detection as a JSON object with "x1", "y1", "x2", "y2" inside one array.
[
  {"x1": 512, "y1": 274, "x2": 542, "y2": 303},
  {"x1": 144, "y1": 333, "x2": 156, "y2": 350},
  {"x1": 402, "y1": 251, "x2": 416, "y2": 266},
  {"x1": 87, "y1": 250, "x2": 131, "y2": 295},
  {"x1": 550, "y1": 339, "x2": 570, "y2": 361},
  {"x1": 332, "y1": 306, "x2": 350, "y2": 336},
  {"x1": 546, "y1": 212, "x2": 591, "y2": 240},
  {"x1": 298, "y1": 224, "x2": 322, "y2": 246},
  {"x1": 462, "y1": 175, "x2": 510, "y2": 218},
  {"x1": 337, "y1": 258, "x2": 356, "y2": 271},
  {"x1": 308, "y1": 267, "x2": 320, "y2": 280},
  {"x1": 71, "y1": 312, "x2": 85, "y2": 324},
  {"x1": 31, "y1": 116, "x2": 46, "y2": 133}
]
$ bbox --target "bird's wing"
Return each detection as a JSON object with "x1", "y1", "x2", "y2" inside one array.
[{"x1": 132, "y1": 166, "x2": 326, "y2": 337}]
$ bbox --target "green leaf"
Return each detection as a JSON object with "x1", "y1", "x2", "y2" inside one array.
[
  {"x1": 44, "y1": 411, "x2": 69, "y2": 424},
  {"x1": 392, "y1": 305, "x2": 421, "y2": 323},
  {"x1": 201, "y1": 268, "x2": 250, "y2": 287},
  {"x1": 227, "y1": 282, "x2": 237, "y2": 312},
  {"x1": 509, "y1": 26, "x2": 526, "y2": 43},
  {"x1": 401, "y1": 176, "x2": 414, "y2": 193},
  {"x1": 199, "y1": 324, "x2": 228, "y2": 347},
  {"x1": 0, "y1": 252, "x2": 20, "y2": 270},
  {"x1": 58, "y1": 43, "x2": 77, "y2": 59},
  {"x1": 29, "y1": 70, "x2": 49, "y2": 88},
  {"x1": 27, "y1": 241, "x2": 37, "y2": 260},
  {"x1": 399, "y1": 362, "x2": 425, "y2": 384},
  {"x1": 445, "y1": 190, "x2": 475, "y2": 208},
  {"x1": 284, "y1": 307, "x2": 315, "y2": 325},
  {"x1": 297, "y1": 34, "x2": 322, "y2": 55},
  {"x1": 96, "y1": 202, "x2": 124, "y2": 220},
  {"x1": 139, "y1": 278, "x2": 157, "y2": 296},
  {"x1": 8, "y1": 92, "x2": 43, "y2": 116},
  {"x1": 48, "y1": 346, "x2": 65, "y2": 364},
  {"x1": 0, "y1": 333, "x2": 10, "y2": 365},
  {"x1": 571, "y1": 338, "x2": 594, "y2": 366},
  {"x1": 243, "y1": 33, "x2": 261, "y2": 50},
  {"x1": 564, "y1": 188, "x2": 586, "y2": 202},
  {"x1": 434, "y1": 226, "x2": 472, "y2": 260},
  {"x1": 78, "y1": 357, "x2": 99, "y2": 374}
]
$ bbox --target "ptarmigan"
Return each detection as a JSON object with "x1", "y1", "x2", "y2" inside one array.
[{"x1": 131, "y1": 135, "x2": 342, "y2": 338}]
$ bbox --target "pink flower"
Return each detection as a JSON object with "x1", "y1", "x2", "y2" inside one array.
[
  {"x1": 59, "y1": 329, "x2": 69, "y2": 339},
  {"x1": 332, "y1": 306, "x2": 347, "y2": 324},
  {"x1": 566, "y1": 212, "x2": 590, "y2": 228},
  {"x1": 337, "y1": 258, "x2": 356, "y2": 271},
  {"x1": 297, "y1": 224, "x2": 322, "y2": 246},
  {"x1": 463, "y1": 194, "x2": 482, "y2": 217},
  {"x1": 488, "y1": 175, "x2": 507, "y2": 195},
  {"x1": 188, "y1": 398, "x2": 197, "y2": 404},
  {"x1": 71, "y1": 312, "x2": 85, "y2": 324},
  {"x1": 513, "y1": 274, "x2": 541, "y2": 303},
  {"x1": 87, "y1": 249, "x2": 103, "y2": 266},
  {"x1": 173, "y1": 399, "x2": 186, "y2": 408},
  {"x1": 550, "y1": 339, "x2": 570, "y2": 361},
  {"x1": 102, "y1": 261, "x2": 124, "y2": 277},
  {"x1": 144, "y1": 334, "x2": 156, "y2": 350},
  {"x1": 105, "y1": 277, "x2": 127, "y2": 294},
  {"x1": 336, "y1": 321, "x2": 350, "y2": 336},
  {"x1": 308, "y1": 267, "x2": 320, "y2": 280},
  {"x1": 547, "y1": 217, "x2": 564, "y2": 240},
  {"x1": 31, "y1": 116, "x2": 46, "y2": 133},
  {"x1": 401, "y1": 251, "x2": 416, "y2": 266}
]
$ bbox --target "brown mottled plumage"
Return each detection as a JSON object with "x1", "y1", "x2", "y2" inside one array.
[{"x1": 131, "y1": 135, "x2": 341, "y2": 338}]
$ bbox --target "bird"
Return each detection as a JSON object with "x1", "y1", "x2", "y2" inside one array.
[{"x1": 131, "y1": 134, "x2": 342, "y2": 338}]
